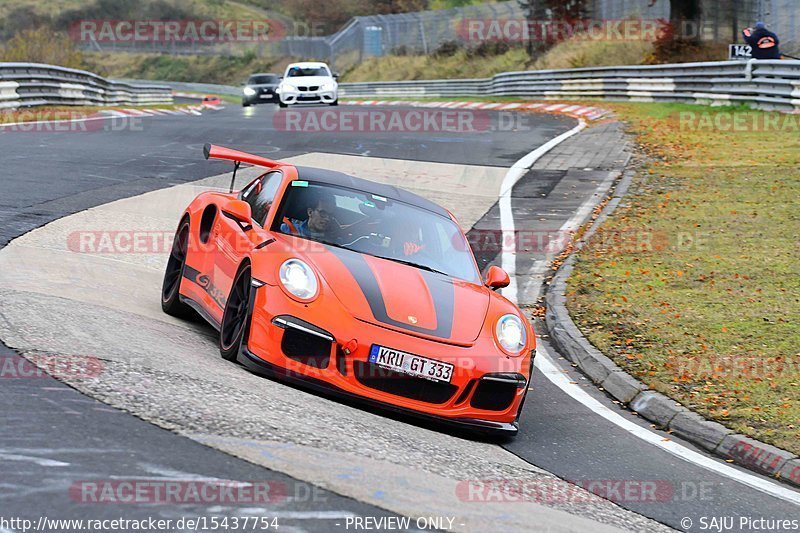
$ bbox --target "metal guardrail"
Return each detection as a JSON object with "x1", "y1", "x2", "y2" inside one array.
[
  {"x1": 340, "y1": 59, "x2": 800, "y2": 111},
  {"x1": 0, "y1": 63, "x2": 173, "y2": 109},
  {"x1": 126, "y1": 79, "x2": 242, "y2": 97}
]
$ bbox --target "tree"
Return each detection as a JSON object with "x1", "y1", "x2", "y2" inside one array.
[
  {"x1": 668, "y1": 0, "x2": 702, "y2": 43},
  {"x1": 517, "y1": 0, "x2": 589, "y2": 56},
  {"x1": 647, "y1": 0, "x2": 703, "y2": 62}
]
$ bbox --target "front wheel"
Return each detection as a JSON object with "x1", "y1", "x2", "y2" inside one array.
[
  {"x1": 278, "y1": 100, "x2": 288, "y2": 108},
  {"x1": 329, "y1": 99, "x2": 339, "y2": 106},
  {"x1": 161, "y1": 220, "x2": 193, "y2": 318},
  {"x1": 219, "y1": 263, "x2": 252, "y2": 361}
]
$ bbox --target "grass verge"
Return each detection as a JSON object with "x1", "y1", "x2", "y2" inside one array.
[
  {"x1": 567, "y1": 102, "x2": 800, "y2": 455},
  {"x1": 338, "y1": 96, "x2": 799, "y2": 455}
]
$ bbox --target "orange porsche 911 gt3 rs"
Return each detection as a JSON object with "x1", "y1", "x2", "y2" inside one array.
[{"x1": 161, "y1": 144, "x2": 536, "y2": 436}]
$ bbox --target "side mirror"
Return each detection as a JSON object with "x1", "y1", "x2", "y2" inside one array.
[
  {"x1": 485, "y1": 265, "x2": 510, "y2": 290},
  {"x1": 333, "y1": 72, "x2": 340, "y2": 80},
  {"x1": 222, "y1": 199, "x2": 252, "y2": 226}
]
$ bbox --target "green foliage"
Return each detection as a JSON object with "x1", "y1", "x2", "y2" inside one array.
[
  {"x1": 0, "y1": 5, "x2": 52, "y2": 40},
  {"x1": 342, "y1": 45, "x2": 529, "y2": 82},
  {"x1": 84, "y1": 50, "x2": 296, "y2": 84},
  {"x1": 0, "y1": 26, "x2": 87, "y2": 69},
  {"x1": 55, "y1": 0, "x2": 197, "y2": 28}
]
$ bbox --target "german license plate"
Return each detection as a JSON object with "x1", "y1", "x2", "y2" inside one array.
[{"x1": 368, "y1": 345, "x2": 454, "y2": 383}]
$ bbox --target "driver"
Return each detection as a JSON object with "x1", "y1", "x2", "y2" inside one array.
[{"x1": 281, "y1": 190, "x2": 339, "y2": 241}]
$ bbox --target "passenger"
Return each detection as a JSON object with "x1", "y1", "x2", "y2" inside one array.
[{"x1": 388, "y1": 217, "x2": 426, "y2": 257}]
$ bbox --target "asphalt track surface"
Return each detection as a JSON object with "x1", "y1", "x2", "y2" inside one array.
[{"x1": 0, "y1": 103, "x2": 798, "y2": 531}]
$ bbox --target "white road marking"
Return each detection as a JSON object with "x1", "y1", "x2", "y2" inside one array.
[
  {"x1": 137, "y1": 463, "x2": 250, "y2": 485},
  {"x1": 122, "y1": 108, "x2": 149, "y2": 116},
  {"x1": 499, "y1": 118, "x2": 800, "y2": 506},
  {"x1": 534, "y1": 348, "x2": 800, "y2": 505},
  {"x1": 227, "y1": 508, "x2": 359, "y2": 520},
  {"x1": 498, "y1": 121, "x2": 587, "y2": 301},
  {"x1": 0, "y1": 453, "x2": 69, "y2": 467}
]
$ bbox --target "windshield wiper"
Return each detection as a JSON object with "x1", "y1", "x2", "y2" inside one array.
[
  {"x1": 312, "y1": 238, "x2": 450, "y2": 276},
  {"x1": 385, "y1": 257, "x2": 448, "y2": 276}
]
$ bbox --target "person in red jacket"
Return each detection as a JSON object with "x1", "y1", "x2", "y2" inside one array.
[{"x1": 742, "y1": 22, "x2": 781, "y2": 59}]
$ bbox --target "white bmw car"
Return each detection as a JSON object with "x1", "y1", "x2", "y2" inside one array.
[{"x1": 277, "y1": 62, "x2": 339, "y2": 107}]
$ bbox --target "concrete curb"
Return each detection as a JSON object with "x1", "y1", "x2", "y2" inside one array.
[{"x1": 543, "y1": 165, "x2": 800, "y2": 488}]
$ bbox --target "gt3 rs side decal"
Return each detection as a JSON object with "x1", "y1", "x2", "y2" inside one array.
[
  {"x1": 328, "y1": 247, "x2": 455, "y2": 339},
  {"x1": 183, "y1": 264, "x2": 227, "y2": 309}
]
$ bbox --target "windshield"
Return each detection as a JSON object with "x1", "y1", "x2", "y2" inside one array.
[
  {"x1": 248, "y1": 75, "x2": 278, "y2": 85},
  {"x1": 273, "y1": 182, "x2": 480, "y2": 284},
  {"x1": 286, "y1": 66, "x2": 329, "y2": 78}
]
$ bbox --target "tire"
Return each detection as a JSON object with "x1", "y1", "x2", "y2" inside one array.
[
  {"x1": 278, "y1": 100, "x2": 288, "y2": 108},
  {"x1": 161, "y1": 220, "x2": 193, "y2": 318},
  {"x1": 242, "y1": 101, "x2": 250, "y2": 107},
  {"x1": 329, "y1": 99, "x2": 339, "y2": 106},
  {"x1": 219, "y1": 262, "x2": 252, "y2": 361}
]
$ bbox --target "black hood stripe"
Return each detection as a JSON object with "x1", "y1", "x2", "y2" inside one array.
[{"x1": 328, "y1": 247, "x2": 455, "y2": 339}]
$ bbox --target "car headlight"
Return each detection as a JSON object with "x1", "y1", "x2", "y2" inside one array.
[
  {"x1": 322, "y1": 81, "x2": 337, "y2": 91},
  {"x1": 279, "y1": 259, "x2": 318, "y2": 301},
  {"x1": 243, "y1": 87, "x2": 256, "y2": 96},
  {"x1": 281, "y1": 83, "x2": 297, "y2": 92},
  {"x1": 495, "y1": 314, "x2": 526, "y2": 355}
]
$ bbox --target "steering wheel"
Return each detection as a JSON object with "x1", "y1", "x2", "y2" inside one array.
[{"x1": 282, "y1": 217, "x2": 300, "y2": 236}]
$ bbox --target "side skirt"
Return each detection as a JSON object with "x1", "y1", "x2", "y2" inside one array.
[{"x1": 180, "y1": 295, "x2": 221, "y2": 331}]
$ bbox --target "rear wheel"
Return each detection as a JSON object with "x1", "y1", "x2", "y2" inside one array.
[
  {"x1": 161, "y1": 220, "x2": 193, "y2": 318},
  {"x1": 219, "y1": 263, "x2": 252, "y2": 361}
]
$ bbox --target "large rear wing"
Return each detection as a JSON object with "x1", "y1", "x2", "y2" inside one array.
[
  {"x1": 203, "y1": 143, "x2": 286, "y2": 192},
  {"x1": 203, "y1": 143, "x2": 282, "y2": 169}
]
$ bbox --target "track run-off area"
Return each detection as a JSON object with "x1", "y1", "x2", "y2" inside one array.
[{"x1": 0, "y1": 103, "x2": 797, "y2": 532}]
